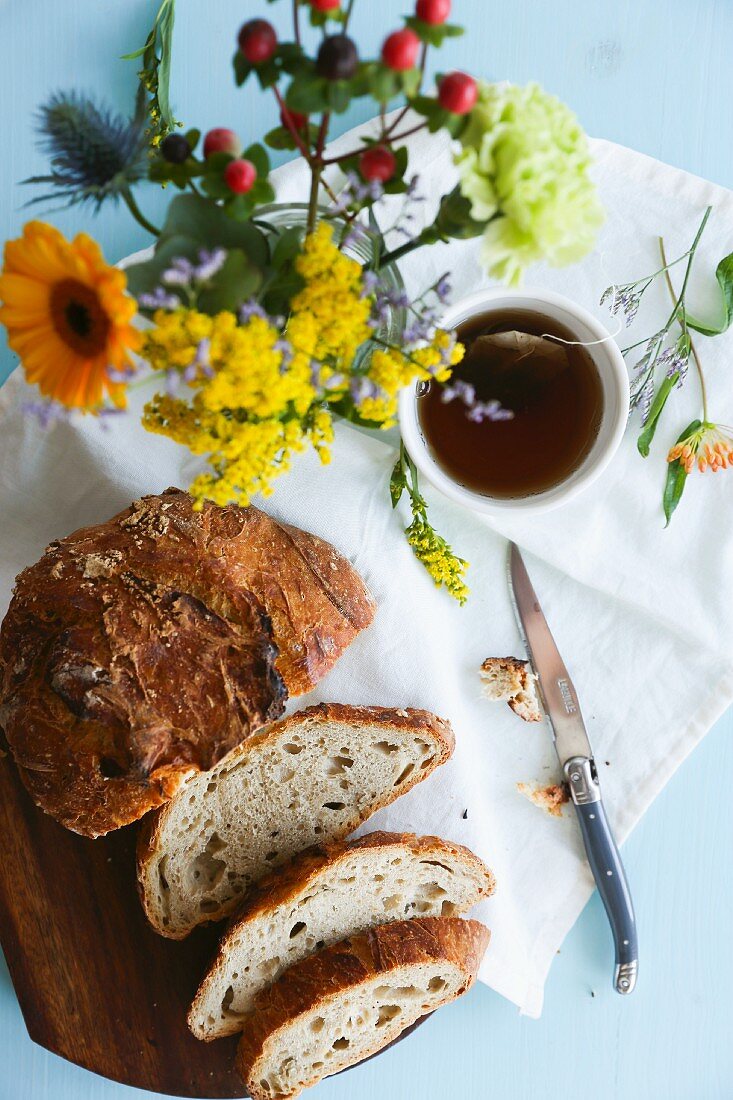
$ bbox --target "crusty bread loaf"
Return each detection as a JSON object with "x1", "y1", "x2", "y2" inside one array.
[
  {"x1": 137, "y1": 704, "x2": 455, "y2": 939},
  {"x1": 0, "y1": 489, "x2": 374, "y2": 838},
  {"x1": 479, "y1": 656, "x2": 542, "y2": 722},
  {"x1": 189, "y1": 831, "x2": 494, "y2": 1040},
  {"x1": 235, "y1": 917, "x2": 490, "y2": 1100}
]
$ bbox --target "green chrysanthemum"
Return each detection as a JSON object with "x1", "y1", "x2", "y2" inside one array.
[{"x1": 456, "y1": 82, "x2": 604, "y2": 286}]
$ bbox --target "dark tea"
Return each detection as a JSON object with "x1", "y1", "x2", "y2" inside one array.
[{"x1": 418, "y1": 307, "x2": 603, "y2": 498}]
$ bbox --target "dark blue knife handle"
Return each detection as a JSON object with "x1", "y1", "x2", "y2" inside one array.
[{"x1": 565, "y1": 757, "x2": 638, "y2": 995}]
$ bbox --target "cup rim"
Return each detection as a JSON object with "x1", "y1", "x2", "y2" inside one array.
[{"x1": 397, "y1": 285, "x2": 630, "y2": 515}]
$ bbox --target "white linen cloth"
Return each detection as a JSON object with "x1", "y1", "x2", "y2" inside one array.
[{"x1": 1, "y1": 116, "x2": 733, "y2": 1017}]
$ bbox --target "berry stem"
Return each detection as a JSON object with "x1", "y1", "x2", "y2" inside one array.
[
  {"x1": 292, "y1": 0, "x2": 301, "y2": 46},
  {"x1": 121, "y1": 186, "x2": 160, "y2": 236},
  {"x1": 273, "y1": 86, "x2": 313, "y2": 161},
  {"x1": 307, "y1": 113, "x2": 331, "y2": 233},
  {"x1": 384, "y1": 43, "x2": 428, "y2": 138},
  {"x1": 321, "y1": 120, "x2": 427, "y2": 166},
  {"x1": 343, "y1": 0, "x2": 357, "y2": 29}
]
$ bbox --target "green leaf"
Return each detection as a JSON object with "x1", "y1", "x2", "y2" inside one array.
[
  {"x1": 685, "y1": 251, "x2": 733, "y2": 336},
  {"x1": 271, "y1": 225, "x2": 304, "y2": 270},
  {"x1": 325, "y1": 80, "x2": 353, "y2": 114},
  {"x1": 390, "y1": 455, "x2": 407, "y2": 508},
  {"x1": 286, "y1": 70, "x2": 331, "y2": 114},
  {"x1": 662, "y1": 419, "x2": 701, "y2": 525},
  {"x1": 196, "y1": 250, "x2": 262, "y2": 313},
  {"x1": 125, "y1": 0, "x2": 178, "y2": 144},
  {"x1": 183, "y1": 128, "x2": 201, "y2": 151},
  {"x1": 637, "y1": 373, "x2": 678, "y2": 457},
  {"x1": 158, "y1": 193, "x2": 269, "y2": 266},
  {"x1": 433, "y1": 185, "x2": 487, "y2": 240},
  {"x1": 243, "y1": 142, "x2": 270, "y2": 178},
  {"x1": 663, "y1": 459, "x2": 688, "y2": 525},
  {"x1": 233, "y1": 49, "x2": 253, "y2": 86},
  {"x1": 404, "y1": 16, "x2": 465, "y2": 47},
  {"x1": 264, "y1": 125, "x2": 298, "y2": 151}
]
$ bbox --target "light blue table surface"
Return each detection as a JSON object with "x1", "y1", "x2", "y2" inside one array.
[{"x1": 1, "y1": 2, "x2": 732, "y2": 1098}]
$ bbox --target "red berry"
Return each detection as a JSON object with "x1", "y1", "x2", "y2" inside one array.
[
  {"x1": 381, "y1": 28, "x2": 420, "y2": 71},
  {"x1": 280, "y1": 107, "x2": 308, "y2": 132},
  {"x1": 416, "y1": 0, "x2": 451, "y2": 23},
  {"x1": 438, "y1": 71, "x2": 478, "y2": 114},
  {"x1": 238, "y1": 19, "x2": 277, "y2": 64},
  {"x1": 359, "y1": 145, "x2": 397, "y2": 183},
  {"x1": 203, "y1": 128, "x2": 242, "y2": 159},
  {"x1": 310, "y1": 0, "x2": 341, "y2": 10},
  {"x1": 224, "y1": 158, "x2": 257, "y2": 194}
]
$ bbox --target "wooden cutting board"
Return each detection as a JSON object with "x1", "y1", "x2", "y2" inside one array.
[{"x1": 0, "y1": 742, "x2": 424, "y2": 1097}]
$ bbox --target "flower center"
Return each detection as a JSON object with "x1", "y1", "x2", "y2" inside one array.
[{"x1": 50, "y1": 279, "x2": 110, "y2": 356}]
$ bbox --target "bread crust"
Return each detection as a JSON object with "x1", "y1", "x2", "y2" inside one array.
[
  {"x1": 0, "y1": 491, "x2": 374, "y2": 837},
  {"x1": 235, "y1": 917, "x2": 490, "y2": 1098},
  {"x1": 189, "y1": 831, "x2": 495, "y2": 1038},
  {"x1": 136, "y1": 704, "x2": 456, "y2": 938}
]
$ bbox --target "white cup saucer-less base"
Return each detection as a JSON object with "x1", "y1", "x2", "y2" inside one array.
[{"x1": 397, "y1": 287, "x2": 630, "y2": 516}]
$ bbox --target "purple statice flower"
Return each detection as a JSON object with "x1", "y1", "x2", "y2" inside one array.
[
  {"x1": 21, "y1": 399, "x2": 71, "y2": 429},
  {"x1": 361, "y1": 269, "x2": 380, "y2": 297},
  {"x1": 341, "y1": 221, "x2": 369, "y2": 250},
  {"x1": 161, "y1": 256, "x2": 195, "y2": 287},
  {"x1": 638, "y1": 377, "x2": 655, "y2": 424},
  {"x1": 274, "y1": 338, "x2": 293, "y2": 372},
  {"x1": 435, "y1": 274, "x2": 451, "y2": 304},
  {"x1": 239, "y1": 299, "x2": 268, "y2": 323},
  {"x1": 441, "y1": 379, "x2": 513, "y2": 423},
  {"x1": 96, "y1": 407, "x2": 127, "y2": 431},
  {"x1": 138, "y1": 287, "x2": 180, "y2": 311},
  {"x1": 194, "y1": 248, "x2": 227, "y2": 281},
  {"x1": 350, "y1": 376, "x2": 380, "y2": 403},
  {"x1": 107, "y1": 363, "x2": 136, "y2": 384}
]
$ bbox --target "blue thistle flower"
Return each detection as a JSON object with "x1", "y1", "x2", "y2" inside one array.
[{"x1": 24, "y1": 91, "x2": 147, "y2": 210}]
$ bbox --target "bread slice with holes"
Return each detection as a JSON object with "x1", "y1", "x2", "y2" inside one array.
[
  {"x1": 235, "y1": 916, "x2": 489, "y2": 1100},
  {"x1": 188, "y1": 831, "x2": 494, "y2": 1040},
  {"x1": 137, "y1": 704, "x2": 455, "y2": 939}
]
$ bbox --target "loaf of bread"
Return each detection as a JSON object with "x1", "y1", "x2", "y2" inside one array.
[
  {"x1": 0, "y1": 490, "x2": 374, "y2": 837},
  {"x1": 137, "y1": 704, "x2": 455, "y2": 938},
  {"x1": 235, "y1": 917, "x2": 490, "y2": 1099},
  {"x1": 189, "y1": 831, "x2": 494, "y2": 1040}
]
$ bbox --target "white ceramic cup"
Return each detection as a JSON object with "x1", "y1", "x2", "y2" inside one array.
[{"x1": 398, "y1": 286, "x2": 629, "y2": 515}]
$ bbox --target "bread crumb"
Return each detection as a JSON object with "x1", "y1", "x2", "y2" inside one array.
[
  {"x1": 82, "y1": 550, "x2": 122, "y2": 579},
  {"x1": 479, "y1": 657, "x2": 542, "y2": 722},
  {"x1": 517, "y1": 781, "x2": 570, "y2": 817}
]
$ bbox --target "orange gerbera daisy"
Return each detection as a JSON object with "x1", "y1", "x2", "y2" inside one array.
[{"x1": 0, "y1": 221, "x2": 140, "y2": 410}]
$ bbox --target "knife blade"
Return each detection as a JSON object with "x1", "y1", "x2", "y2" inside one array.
[{"x1": 507, "y1": 541, "x2": 638, "y2": 995}]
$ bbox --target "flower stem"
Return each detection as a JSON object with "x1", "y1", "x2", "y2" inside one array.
[
  {"x1": 121, "y1": 186, "x2": 160, "y2": 236},
  {"x1": 660, "y1": 234, "x2": 708, "y2": 420},
  {"x1": 307, "y1": 113, "x2": 331, "y2": 234}
]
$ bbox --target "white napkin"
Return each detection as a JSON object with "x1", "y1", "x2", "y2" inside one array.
[{"x1": 2, "y1": 118, "x2": 733, "y2": 1018}]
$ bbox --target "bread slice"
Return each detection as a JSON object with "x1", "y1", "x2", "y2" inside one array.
[
  {"x1": 479, "y1": 656, "x2": 543, "y2": 722},
  {"x1": 189, "y1": 831, "x2": 494, "y2": 1040},
  {"x1": 235, "y1": 917, "x2": 490, "y2": 1100},
  {"x1": 137, "y1": 704, "x2": 455, "y2": 939}
]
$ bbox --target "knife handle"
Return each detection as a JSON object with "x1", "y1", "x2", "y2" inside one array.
[{"x1": 565, "y1": 757, "x2": 638, "y2": 995}]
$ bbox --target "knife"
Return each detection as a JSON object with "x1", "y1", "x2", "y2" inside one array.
[{"x1": 507, "y1": 541, "x2": 638, "y2": 995}]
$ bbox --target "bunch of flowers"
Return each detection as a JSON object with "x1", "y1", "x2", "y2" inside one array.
[{"x1": 0, "y1": 0, "x2": 603, "y2": 601}]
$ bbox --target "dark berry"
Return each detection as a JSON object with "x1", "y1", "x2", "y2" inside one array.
[
  {"x1": 316, "y1": 34, "x2": 359, "y2": 80},
  {"x1": 381, "y1": 28, "x2": 420, "y2": 71},
  {"x1": 224, "y1": 158, "x2": 257, "y2": 194},
  {"x1": 203, "y1": 128, "x2": 242, "y2": 159},
  {"x1": 438, "y1": 71, "x2": 478, "y2": 114},
  {"x1": 160, "y1": 133, "x2": 191, "y2": 164},
  {"x1": 238, "y1": 19, "x2": 277, "y2": 64},
  {"x1": 311, "y1": 0, "x2": 341, "y2": 9},
  {"x1": 359, "y1": 145, "x2": 396, "y2": 182},
  {"x1": 280, "y1": 107, "x2": 308, "y2": 132},
  {"x1": 416, "y1": 0, "x2": 451, "y2": 23}
]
